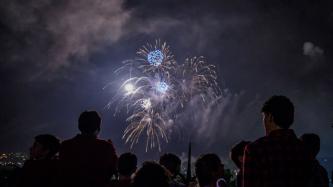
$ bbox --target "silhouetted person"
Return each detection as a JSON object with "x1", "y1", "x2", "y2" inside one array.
[
  {"x1": 111, "y1": 152, "x2": 137, "y2": 187},
  {"x1": 243, "y1": 95, "x2": 311, "y2": 187},
  {"x1": 132, "y1": 161, "x2": 169, "y2": 187},
  {"x1": 19, "y1": 134, "x2": 60, "y2": 187},
  {"x1": 230, "y1": 141, "x2": 250, "y2": 187},
  {"x1": 59, "y1": 110, "x2": 118, "y2": 187},
  {"x1": 159, "y1": 153, "x2": 186, "y2": 186},
  {"x1": 300, "y1": 133, "x2": 329, "y2": 187},
  {"x1": 195, "y1": 153, "x2": 225, "y2": 187}
]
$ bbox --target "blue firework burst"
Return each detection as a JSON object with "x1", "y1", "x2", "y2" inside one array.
[
  {"x1": 147, "y1": 50, "x2": 164, "y2": 66},
  {"x1": 156, "y1": 81, "x2": 169, "y2": 93}
]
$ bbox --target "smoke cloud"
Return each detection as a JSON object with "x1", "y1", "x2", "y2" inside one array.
[
  {"x1": 303, "y1": 42, "x2": 324, "y2": 58},
  {"x1": 1, "y1": 0, "x2": 130, "y2": 79}
]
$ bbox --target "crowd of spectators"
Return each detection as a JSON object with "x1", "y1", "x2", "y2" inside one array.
[{"x1": 2, "y1": 95, "x2": 331, "y2": 187}]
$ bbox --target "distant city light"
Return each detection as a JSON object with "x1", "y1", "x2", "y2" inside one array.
[{"x1": 0, "y1": 152, "x2": 28, "y2": 167}]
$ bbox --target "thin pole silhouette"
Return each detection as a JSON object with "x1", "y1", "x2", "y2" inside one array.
[{"x1": 186, "y1": 141, "x2": 192, "y2": 184}]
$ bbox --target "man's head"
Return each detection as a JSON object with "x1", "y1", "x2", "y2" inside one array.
[
  {"x1": 159, "y1": 153, "x2": 181, "y2": 175},
  {"x1": 195, "y1": 153, "x2": 224, "y2": 187},
  {"x1": 300, "y1": 133, "x2": 320, "y2": 159},
  {"x1": 30, "y1": 134, "x2": 60, "y2": 160},
  {"x1": 230, "y1": 141, "x2": 251, "y2": 169},
  {"x1": 118, "y1": 152, "x2": 137, "y2": 177},
  {"x1": 261, "y1": 95, "x2": 294, "y2": 132},
  {"x1": 78, "y1": 111, "x2": 101, "y2": 135}
]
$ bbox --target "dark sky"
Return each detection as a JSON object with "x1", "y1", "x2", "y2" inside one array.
[{"x1": 1, "y1": 0, "x2": 333, "y2": 164}]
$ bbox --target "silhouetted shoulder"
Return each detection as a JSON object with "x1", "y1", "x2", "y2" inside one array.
[
  {"x1": 96, "y1": 138, "x2": 112, "y2": 144},
  {"x1": 252, "y1": 136, "x2": 269, "y2": 145},
  {"x1": 61, "y1": 135, "x2": 81, "y2": 144},
  {"x1": 245, "y1": 136, "x2": 268, "y2": 151},
  {"x1": 95, "y1": 139, "x2": 117, "y2": 157},
  {"x1": 59, "y1": 137, "x2": 78, "y2": 150},
  {"x1": 96, "y1": 139, "x2": 116, "y2": 149},
  {"x1": 60, "y1": 138, "x2": 73, "y2": 146}
]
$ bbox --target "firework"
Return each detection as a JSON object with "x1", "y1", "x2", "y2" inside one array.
[
  {"x1": 177, "y1": 56, "x2": 221, "y2": 108},
  {"x1": 156, "y1": 81, "x2": 169, "y2": 94},
  {"x1": 147, "y1": 50, "x2": 164, "y2": 66},
  {"x1": 109, "y1": 40, "x2": 221, "y2": 151},
  {"x1": 123, "y1": 109, "x2": 169, "y2": 151},
  {"x1": 136, "y1": 40, "x2": 177, "y2": 81}
]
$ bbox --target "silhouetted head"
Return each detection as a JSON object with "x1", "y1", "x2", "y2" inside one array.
[
  {"x1": 159, "y1": 153, "x2": 181, "y2": 175},
  {"x1": 195, "y1": 153, "x2": 224, "y2": 187},
  {"x1": 300, "y1": 133, "x2": 320, "y2": 159},
  {"x1": 118, "y1": 152, "x2": 137, "y2": 177},
  {"x1": 230, "y1": 141, "x2": 251, "y2": 169},
  {"x1": 261, "y1": 95, "x2": 294, "y2": 130},
  {"x1": 78, "y1": 111, "x2": 101, "y2": 135},
  {"x1": 30, "y1": 134, "x2": 60, "y2": 160},
  {"x1": 133, "y1": 161, "x2": 169, "y2": 187}
]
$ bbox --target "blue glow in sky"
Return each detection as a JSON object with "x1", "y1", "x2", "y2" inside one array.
[
  {"x1": 147, "y1": 50, "x2": 164, "y2": 66},
  {"x1": 156, "y1": 81, "x2": 168, "y2": 93}
]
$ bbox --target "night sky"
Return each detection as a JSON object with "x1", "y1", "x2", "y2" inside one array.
[{"x1": 1, "y1": 0, "x2": 333, "y2": 164}]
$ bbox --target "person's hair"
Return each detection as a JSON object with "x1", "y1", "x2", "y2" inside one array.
[
  {"x1": 159, "y1": 153, "x2": 181, "y2": 175},
  {"x1": 195, "y1": 153, "x2": 223, "y2": 187},
  {"x1": 300, "y1": 133, "x2": 320, "y2": 159},
  {"x1": 261, "y1": 95, "x2": 294, "y2": 128},
  {"x1": 118, "y1": 152, "x2": 137, "y2": 176},
  {"x1": 34, "y1": 134, "x2": 60, "y2": 158},
  {"x1": 78, "y1": 111, "x2": 101, "y2": 134},
  {"x1": 133, "y1": 161, "x2": 169, "y2": 187},
  {"x1": 230, "y1": 141, "x2": 251, "y2": 168}
]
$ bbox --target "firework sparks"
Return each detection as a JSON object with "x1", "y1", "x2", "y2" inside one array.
[
  {"x1": 156, "y1": 81, "x2": 169, "y2": 94},
  {"x1": 177, "y1": 56, "x2": 221, "y2": 107},
  {"x1": 123, "y1": 109, "x2": 169, "y2": 151},
  {"x1": 147, "y1": 50, "x2": 164, "y2": 66},
  {"x1": 108, "y1": 40, "x2": 221, "y2": 151},
  {"x1": 141, "y1": 98, "x2": 152, "y2": 110},
  {"x1": 124, "y1": 83, "x2": 135, "y2": 94},
  {"x1": 136, "y1": 40, "x2": 177, "y2": 81}
]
